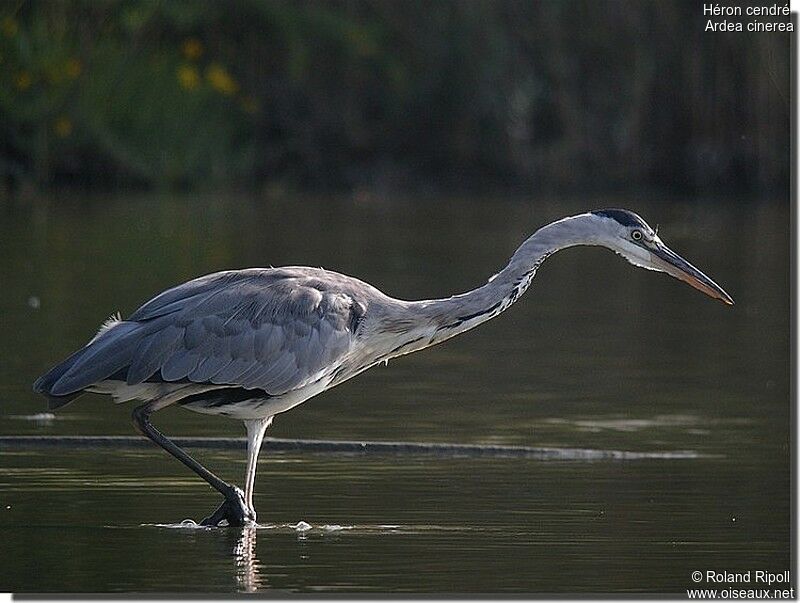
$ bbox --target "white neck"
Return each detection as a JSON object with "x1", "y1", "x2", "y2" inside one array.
[{"x1": 384, "y1": 214, "x2": 595, "y2": 355}]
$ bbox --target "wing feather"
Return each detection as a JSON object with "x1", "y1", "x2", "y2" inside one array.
[
  {"x1": 127, "y1": 324, "x2": 184, "y2": 384},
  {"x1": 189, "y1": 354, "x2": 230, "y2": 382},
  {"x1": 40, "y1": 268, "x2": 372, "y2": 399},
  {"x1": 161, "y1": 349, "x2": 202, "y2": 381}
]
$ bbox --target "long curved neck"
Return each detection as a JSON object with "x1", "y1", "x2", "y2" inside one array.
[{"x1": 404, "y1": 214, "x2": 593, "y2": 345}]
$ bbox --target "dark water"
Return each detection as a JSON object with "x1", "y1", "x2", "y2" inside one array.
[{"x1": 0, "y1": 193, "x2": 790, "y2": 593}]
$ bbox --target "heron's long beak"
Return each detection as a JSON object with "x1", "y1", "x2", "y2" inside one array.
[{"x1": 651, "y1": 243, "x2": 734, "y2": 305}]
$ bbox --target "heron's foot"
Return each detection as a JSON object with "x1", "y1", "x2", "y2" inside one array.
[{"x1": 200, "y1": 486, "x2": 255, "y2": 527}]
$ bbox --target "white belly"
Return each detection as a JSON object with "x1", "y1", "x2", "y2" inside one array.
[
  {"x1": 174, "y1": 378, "x2": 335, "y2": 421},
  {"x1": 88, "y1": 376, "x2": 332, "y2": 421}
]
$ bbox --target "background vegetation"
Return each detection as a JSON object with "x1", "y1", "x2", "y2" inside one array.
[{"x1": 0, "y1": 0, "x2": 791, "y2": 195}]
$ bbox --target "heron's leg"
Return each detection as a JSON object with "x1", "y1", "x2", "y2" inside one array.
[
  {"x1": 243, "y1": 417, "x2": 273, "y2": 520},
  {"x1": 131, "y1": 401, "x2": 251, "y2": 526}
]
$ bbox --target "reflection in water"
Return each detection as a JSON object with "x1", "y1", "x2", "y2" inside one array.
[
  {"x1": 139, "y1": 520, "x2": 266, "y2": 592},
  {"x1": 233, "y1": 526, "x2": 263, "y2": 593},
  {"x1": 7, "y1": 413, "x2": 57, "y2": 426}
]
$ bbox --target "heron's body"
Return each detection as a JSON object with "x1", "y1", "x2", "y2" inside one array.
[
  {"x1": 34, "y1": 209, "x2": 733, "y2": 526},
  {"x1": 81, "y1": 267, "x2": 382, "y2": 421}
]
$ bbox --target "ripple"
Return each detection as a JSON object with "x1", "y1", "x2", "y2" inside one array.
[
  {"x1": 141, "y1": 520, "x2": 482, "y2": 535},
  {"x1": 542, "y1": 414, "x2": 751, "y2": 435},
  {"x1": 146, "y1": 519, "x2": 213, "y2": 530},
  {"x1": 0, "y1": 435, "x2": 715, "y2": 460},
  {"x1": 6, "y1": 413, "x2": 57, "y2": 425}
]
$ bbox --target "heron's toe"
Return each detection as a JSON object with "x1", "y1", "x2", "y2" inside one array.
[
  {"x1": 200, "y1": 487, "x2": 255, "y2": 527},
  {"x1": 200, "y1": 501, "x2": 229, "y2": 527}
]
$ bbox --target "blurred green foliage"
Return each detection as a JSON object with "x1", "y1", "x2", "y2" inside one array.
[{"x1": 0, "y1": 0, "x2": 790, "y2": 194}]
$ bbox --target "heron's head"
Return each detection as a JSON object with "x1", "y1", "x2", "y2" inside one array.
[{"x1": 588, "y1": 208, "x2": 734, "y2": 305}]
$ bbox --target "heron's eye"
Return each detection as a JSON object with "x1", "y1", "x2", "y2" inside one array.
[{"x1": 631, "y1": 230, "x2": 643, "y2": 241}]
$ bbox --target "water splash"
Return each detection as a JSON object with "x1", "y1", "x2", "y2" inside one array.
[
  {"x1": 321, "y1": 524, "x2": 352, "y2": 532},
  {"x1": 147, "y1": 519, "x2": 214, "y2": 530}
]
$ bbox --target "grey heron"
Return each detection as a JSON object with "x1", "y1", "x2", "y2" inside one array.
[{"x1": 33, "y1": 209, "x2": 733, "y2": 526}]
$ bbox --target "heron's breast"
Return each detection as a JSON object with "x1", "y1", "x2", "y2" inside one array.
[{"x1": 181, "y1": 377, "x2": 337, "y2": 420}]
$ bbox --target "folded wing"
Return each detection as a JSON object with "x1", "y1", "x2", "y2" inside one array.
[{"x1": 35, "y1": 268, "x2": 366, "y2": 401}]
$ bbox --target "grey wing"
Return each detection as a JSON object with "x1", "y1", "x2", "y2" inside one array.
[{"x1": 42, "y1": 269, "x2": 367, "y2": 397}]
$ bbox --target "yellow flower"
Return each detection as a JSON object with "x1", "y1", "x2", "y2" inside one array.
[
  {"x1": 239, "y1": 95, "x2": 260, "y2": 115},
  {"x1": 54, "y1": 117, "x2": 73, "y2": 138},
  {"x1": 206, "y1": 63, "x2": 238, "y2": 95},
  {"x1": 181, "y1": 38, "x2": 203, "y2": 61},
  {"x1": 177, "y1": 64, "x2": 200, "y2": 90},
  {"x1": 1, "y1": 17, "x2": 18, "y2": 38},
  {"x1": 14, "y1": 71, "x2": 31, "y2": 90},
  {"x1": 65, "y1": 58, "x2": 82, "y2": 79}
]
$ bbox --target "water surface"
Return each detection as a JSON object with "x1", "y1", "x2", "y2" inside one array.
[{"x1": 0, "y1": 193, "x2": 790, "y2": 593}]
